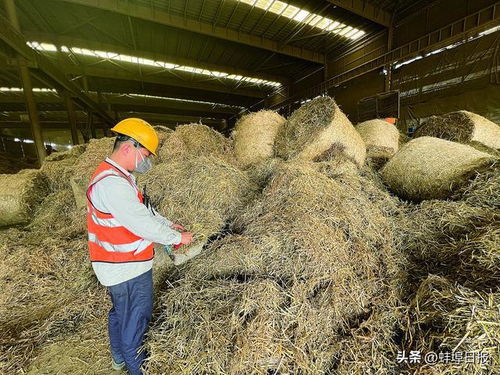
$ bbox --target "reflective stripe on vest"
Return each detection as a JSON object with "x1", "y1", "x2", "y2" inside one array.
[{"x1": 86, "y1": 161, "x2": 154, "y2": 263}]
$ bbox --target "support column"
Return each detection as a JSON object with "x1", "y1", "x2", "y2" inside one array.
[
  {"x1": 384, "y1": 25, "x2": 394, "y2": 92},
  {"x1": 65, "y1": 95, "x2": 80, "y2": 145},
  {"x1": 4, "y1": 0, "x2": 46, "y2": 163},
  {"x1": 88, "y1": 111, "x2": 96, "y2": 139}
]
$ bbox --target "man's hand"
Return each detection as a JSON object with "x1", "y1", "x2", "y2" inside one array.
[
  {"x1": 179, "y1": 232, "x2": 193, "y2": 246},
  {"x1": 171, "y1": 223, "x2": 186, "y2": 231}
]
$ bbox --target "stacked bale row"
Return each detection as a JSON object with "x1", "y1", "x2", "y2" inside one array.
[{"x1": 379, "y1": 116, "x2": 500, "y2": 374}]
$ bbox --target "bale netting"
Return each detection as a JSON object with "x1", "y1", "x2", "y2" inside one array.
[
  {"x1": 355, "y1": 119, "x2": 399, "y2": 160},
  {"x1": 140, "y1": 155, "x2": 258, "y2": 260},
  {"x1": 403, "y1": 275, "x2": 499, "y2": 375},
  {"x1": 381, "y1": 137, "x2": 496, "y2": 201},
  {"x1": 147, "y1": 160, "x2": 403, "y2": 374},
  {"x1": 0, "y1": 169, "x2": 48, "y2": 227},
  {"x1": 158, "y1": 123, "x2": 233, "y2": 162},
  {"x1": 400, "y1": 200, "x2": 500, "y2": 289},
  {"x1": 233, "y1": 110, "x2": 286, "y2": 167},
  {"x1": 415, "y1": 110, "x2": 500, "y2": 149},
  {"x1": 275, "y1": 96, "x2": 366, "y2": 166},
  {"x1": 41, "y1": 144, "x2": 87, "y2": 192}
]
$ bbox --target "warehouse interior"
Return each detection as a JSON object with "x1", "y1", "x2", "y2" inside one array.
[
  {"x1": 0, "y1": 1, "x2": 499, "y2": 375},
  {"x1": 0, "y1": 0, "x2": 499, "y2": 164}
]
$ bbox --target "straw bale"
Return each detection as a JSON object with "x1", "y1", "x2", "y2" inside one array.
[
  {"x1": 356, "y1": 119, "x2": 399, "y2": 159},
  {"x1": 403, "y1": 275, "x2": 500, "y2": 374},
  {"x1": 140, "y1": 155, "x2": 257, "y2": 258},
  {"x1": 233, "y1": 110, "x2": 285, "y2": 167},
  {"x1": 275, "y1": 96, "x2": 366, "y2": 166},
  {"x1": 381, "y1": 137, "x2": 496, "y2": 201},
  {"x1": 71, "y1": 137, "x2": 115, "y2": 185},
  {"x1": 158, "y1": 124, "x2": 233, "y2": 162},
  {"x1": 28, "y1": 188, "x2": 86, "y2": 238},
  {"x1": 415, "y1": 110, "x2": 500, "y2": 149},
  {"x1": 40, "y1": 144, "x2": 87, "y2": 192},
  {"x1": 468, "y1": 140, "x2": 500, "y2": 157},
  {"x1": 0, "y1": 169, "x2": 48, "y2": 227}
]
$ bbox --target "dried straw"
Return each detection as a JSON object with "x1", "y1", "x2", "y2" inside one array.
[
  {"x1": 451, "y1": 162, "x2": 499, "y2": 209},
  {"x1": 400, "y1": 200, "x2": 500, "y2": 288},
  {"x1": 381, "y1": 137, "x2": 496, "y2": 201},
  {"x1": 147, "y1": 160, "x2": 402, "y2": 374},
  {"x1": 158, "y1": 124, "x2": 233, "y2": 162},
  {"x1": 415, "y1": 111, "x2": 500, "y2": 149},
  {"x1": 356, "y1": 119, "x2": 399, "y2": 159},
  {"x1": 40, "y1": 144, "x2": 87, "y2": 192},
  {"x1": 139, "y1": 155, "x2": 257, "y2": 257},
  {"x1": 403, "y1": 275, "x2": 499, "y2": 374},
  {"x1": 275, "y1": 96, "x2": 366, "y2": 166},
  {"x1": 0, "y1": 169, "x2": 48, "y2": 227},
  {"x1": 233, "y1": 110, "x2": 286, "y2": 167}
]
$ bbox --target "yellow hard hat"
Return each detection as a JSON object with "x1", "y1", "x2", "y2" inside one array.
[{"x1": 111, "y1": 118, "x2": 159, "y2": 156}]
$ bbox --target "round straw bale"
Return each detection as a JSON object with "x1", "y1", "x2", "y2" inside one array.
[
  {"x1": 233, "y1": 110, "x2": 285, "y2": 167},
  {"x1": 404, "y1": 275, "x2": 500, "y2": 374},
  {"x1": 139, "y1": 155, "x2": 257, "y2": 259},
  {"x1": 415, "y1": 111, "x2": 500, "y2": 149},
  {"x1": 158, "y1": 124, "x2": 233, "y2": 162},
  {"x1": 41, "y1": 144, "x2": 87, "y2": 192},
  {"x1": 355, "y1": 119, "x2": 399, "y2": 159},
  {"x1": 381, "y1": 137, "x2": 496, "y2": 201},
  {"x1": 275, "y1": 96, "x2": 366, "y2": 166},
  {"x1": 0, "y1": 169, "x2": 48, "y2": 227}
]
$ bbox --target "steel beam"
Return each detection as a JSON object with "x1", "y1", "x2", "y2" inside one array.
[
  {"x1": 270, "y1": 2, "x2": 500, "y2": 108},
  {"x1": 326, "y1": 0, "x2": 392, "y2": 27},
  {"x1": 0, "y1": 12, "x2": 115, "y2": 125},
  {"x1": 65, "y1": 94, "x2": 79, "y2": 145},
  {"x1": 25, "y1": 32, "x2": 288, "y2": 85},
  {"x1": 56, "y1": 0, "x2": 325, "y2": 63}
]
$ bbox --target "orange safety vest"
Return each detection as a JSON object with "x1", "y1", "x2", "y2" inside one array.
[{"x1": 86, "y1": 161, "x2": 154, "y2": 263}]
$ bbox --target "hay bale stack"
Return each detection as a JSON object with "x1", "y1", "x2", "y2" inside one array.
[
  {"x1": 140, "y1": 155, "x2": 257, "y2": 259},
  {"x1": 356, "y1": 119, "x2": 399, "y2": 159},
  {"x1": 158, "y1": 124, "x2": 233, "y2": 162},
  {"x1": 275, "y1": 96, "x2": 366, "y2": 166},
  {"x1": 233, "y1": 110, "x2": 286, "y2": 167},
  {"x1": 41, "y1": 144, "x2": 87, "y2": 192},
  {"x1": 0, "y1": 169, "x2": 48, "y2": 227},
  {"x1": 415, "y1": 111, "x2": 500, "y2": 149},
  {"x1": 404, "y1": 276, "x2": 500, "y2": 374},
  {"x1": 147, "y1": 160, "x2": 401, "y2": 373},
  {"x1": 381, "y1": 137, "x2": 496, "y2": 201}
]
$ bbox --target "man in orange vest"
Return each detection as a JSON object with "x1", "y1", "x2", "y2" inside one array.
[{"x1": 86, "y1": 118, "x2": 193, "y2": 374}]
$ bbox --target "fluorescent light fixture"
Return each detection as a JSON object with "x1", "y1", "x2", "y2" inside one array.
[
  {"x1": 13, "y1": 137, "x2": 20, "y2": 142},
  {"x1": 27, "y1": 41, "x2": 282, "y2": 88},
  {"x1": 237, "y1": 0, "x2": 365, "y2": 40},
  {"x1": 23, "y1": 139, "x2": 34, "y2": 143}
]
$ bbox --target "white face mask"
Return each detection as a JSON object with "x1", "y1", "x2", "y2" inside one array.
[{"x1": 134, "y1": 148, "x2": 153, "y2": 173}]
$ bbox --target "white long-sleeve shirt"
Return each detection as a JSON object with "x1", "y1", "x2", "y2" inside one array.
[{"x1": 89, "y1": 158, "x2": 182, "y2": 286}]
